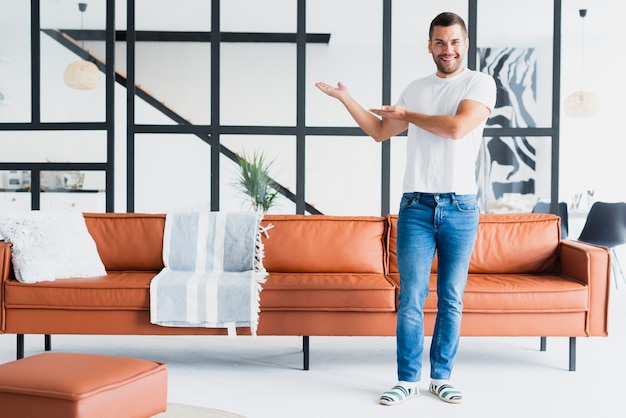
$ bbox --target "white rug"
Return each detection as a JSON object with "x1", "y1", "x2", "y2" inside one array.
[{"x1": 153, "y1": 403, "x2": 246, "y2": 418}]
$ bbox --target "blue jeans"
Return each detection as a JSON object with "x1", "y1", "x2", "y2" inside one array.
[{"x1": 396, "y1": 192, "x2": 479, "y2": 382}]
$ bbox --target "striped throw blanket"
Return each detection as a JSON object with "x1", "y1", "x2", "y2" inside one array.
[{"x1": 150, "y1": 212, "x2": 267, "y2": 336}]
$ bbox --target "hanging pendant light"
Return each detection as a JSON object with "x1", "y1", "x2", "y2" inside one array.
[
  {"x1": 564, "y1": 9, "x2": 598, "y2": 117},
  {"x1": 63, "y1": 2, "x2": 100, "y2": 90}
]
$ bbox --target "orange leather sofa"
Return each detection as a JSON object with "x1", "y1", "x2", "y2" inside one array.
[{"x1": 0, "y1": 212, "x2": 611, "y2": 371}]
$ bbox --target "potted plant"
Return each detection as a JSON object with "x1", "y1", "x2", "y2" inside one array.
[{"x1": 234, "y1": 150, "x2": 279, "y2": 213}]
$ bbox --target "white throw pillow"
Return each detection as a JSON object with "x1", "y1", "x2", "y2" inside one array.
[{"x1": 0, "y1": 211, "x2": 106, "y2": 283}]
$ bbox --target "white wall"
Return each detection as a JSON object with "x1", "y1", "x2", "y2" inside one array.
[{"x1": 0, "y1": 0, "x2": 624, "y2": 215}]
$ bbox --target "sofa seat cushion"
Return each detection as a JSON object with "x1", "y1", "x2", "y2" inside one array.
[
  {"x1": 389, "y1": 273, "x2": 588, "y2": 312},
  {"x1": 260, "y1": 273, "x2": 397, "y2": 311},
  {"x1": 459, "y1": 274, "x2": 588, "y2": 312},
  {"x1": 6, "y1": 271, "x2": 400, "y2": 313},
  {"x1": 4, "y1": 272, "x2": 155, "y2": 310}
]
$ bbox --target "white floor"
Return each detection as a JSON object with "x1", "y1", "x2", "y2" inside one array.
[{"x1": 1, "y1": 286, "x2": 625, "y2": 418}]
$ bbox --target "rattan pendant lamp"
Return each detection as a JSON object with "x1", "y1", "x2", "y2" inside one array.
[
  {"x1": 63, "y1": 2, "x2": 100, "y2": 90},
  {"x1": 564, "y1": 9, "x2": 598, "y2": 117}
]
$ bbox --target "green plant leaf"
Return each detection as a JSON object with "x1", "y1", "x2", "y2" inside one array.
[{"x1": 234, "y1": 150, "x2": 279, "y2": 213}]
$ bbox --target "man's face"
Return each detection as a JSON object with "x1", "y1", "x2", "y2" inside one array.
[{"x1": 428, "y1": 24, "x2": 469, "y2": 78}]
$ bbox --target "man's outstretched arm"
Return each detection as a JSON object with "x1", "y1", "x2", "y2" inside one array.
[{"x1": 315, "y1": 82, "x2": 408, "y2": 142}]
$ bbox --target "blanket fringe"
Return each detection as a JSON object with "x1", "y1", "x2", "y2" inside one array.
[
  {"x1": 254, "y1": 213, "x2": 272, "y2": 277},
  {"x1": 251, "y1": 213, "x2": 271, "y2": 336}
]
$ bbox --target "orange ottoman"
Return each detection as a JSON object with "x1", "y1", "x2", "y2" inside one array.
[{"x1": 0, "y1": 352, "x2": 167, "y2": 418}]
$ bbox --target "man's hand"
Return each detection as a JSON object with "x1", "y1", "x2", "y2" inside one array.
[
  {"x1": 315, "y1": 81, "x2": 350, "y2": 101},
  {"x1": 369, "y1": 105, "x2": 408, "y2": 121}
]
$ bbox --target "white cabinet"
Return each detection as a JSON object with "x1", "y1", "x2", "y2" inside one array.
[
  {"x1": 0, "y1": 191, "x2": 106, "y2": 212},
  {"x1": 40, "y1": 191, "x2": 106, "y2": 212},
  {"x1": 0, "y1": 192, "x2": 31, "y2": 212}
]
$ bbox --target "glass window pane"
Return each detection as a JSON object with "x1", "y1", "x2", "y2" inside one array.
[
  {"x1": 306, "y1": 136, "x2": 381, "y2": 216},
  {"x1": 306, "y1": 0, "x2": 382, "y2": 127},
  {"x1": 220, "y1": 135, "x2": 296, "y2": 214},
  {"x1": 221, "y1": 0, "x2": 296, "y2": 32},
  {"x1": 40, "y1": 170, "x2": 105, "y2": 192},
  {"x1": 134, "y1": 134, "x2": 211, "y2": 213},
  {"x1": 1, "y1": 170, "x2": 30, "y2": 191},
  {"x1": 134, "y1": 43, "x2": 211, "y2": 125},
  {"x1": 0, "y1": 131, "x2": 106, "y2": 163},
  {"x1": 136, "y1": 0, "x2": 211, "y2": 31},
  {"x1": 220, "y1": 0, "x2": 297, "y2": 127},
  {"x1": 477, "y1": 0, "x2": 554, "y2": 128},
  {"x1": 477, "y1": 136, "x2": 552, "y2": 213},
  {"x1": 40, "y1": 1, "x2": 107, "y2": 122},
  {"x1": 0, "y1": 0, "x2": 31, "y2": 122},
  {"x1": 221, "y1": 44, "x2": 296, "y2": 126},
  {"x1": 134, "y1": 0, "x2": 211, "y2": 125}
]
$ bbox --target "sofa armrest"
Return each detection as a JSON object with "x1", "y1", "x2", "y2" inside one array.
[
  {"x1": 560, "y1": 240, "x2": 611, "y2": 336},
  {"x1": 0, "y1": 240, "x2": 11, "y2": 332},
  {"x1": 0, "y1": 241, "x2": 11, "y2": 283}
]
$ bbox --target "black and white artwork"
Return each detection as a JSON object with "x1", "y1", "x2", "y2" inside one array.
[
  {"x1": 482, "y1": 47, "x2": 538, "y2": 129},
  {"x1": 477, "y1": 47, "x2": 550, "y2": 212}
]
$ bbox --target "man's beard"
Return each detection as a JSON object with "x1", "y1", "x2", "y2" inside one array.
[{"x1": 434, "y1": 55, "x2": 463, "y2": 75}]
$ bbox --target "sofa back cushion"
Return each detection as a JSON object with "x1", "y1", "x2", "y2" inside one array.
[
  {"x1": 84, "y1": 213, "x2": 166, "y2": 271},
  {"x1": 387, "y1": 213, "x2": 561, "y2": 274},
  {"x1": 261, "y1": 215, "x2": 386, "y2": 274}
]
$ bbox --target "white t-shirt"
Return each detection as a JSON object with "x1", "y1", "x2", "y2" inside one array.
[{"x1": 396, "y1": 69, "x2": 496, "y2": 195}]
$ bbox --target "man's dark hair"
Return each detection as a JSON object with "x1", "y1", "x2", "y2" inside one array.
[{"x1": 429, "y1": 12, "x2": 468, "y2": 39}]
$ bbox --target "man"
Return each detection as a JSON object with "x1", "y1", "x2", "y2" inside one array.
[{"x1": 315, "y1": 12, "x2": 496, "y2": 405}]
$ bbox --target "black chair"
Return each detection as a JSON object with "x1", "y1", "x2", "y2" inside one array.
[
  {"x1": 577, "y1": 201, "x2": 626, "y2": 286},
  {"x1": 532, "y1": 201, "x2": 569, "y2": 239}
]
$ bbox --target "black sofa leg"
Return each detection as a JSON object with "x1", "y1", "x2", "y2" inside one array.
[
  {"x1": 540, "y1": 336, "x2": 547, "y2": 351},
  {"x1": 17, "y1": 334, "x2": 24, "y2": 360},
  {"x1": 569, "y1": 337, "x2": 576, "y2": 371},
  {"x1": 302, "y1": 336, "x2": 310, "y2": 370},
  {"x1": 539, "y1": 336, "x2": 576, "y2": 371},
  {"x1": 45, "y1": 334, "x2": 52, "y2": 351}
]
